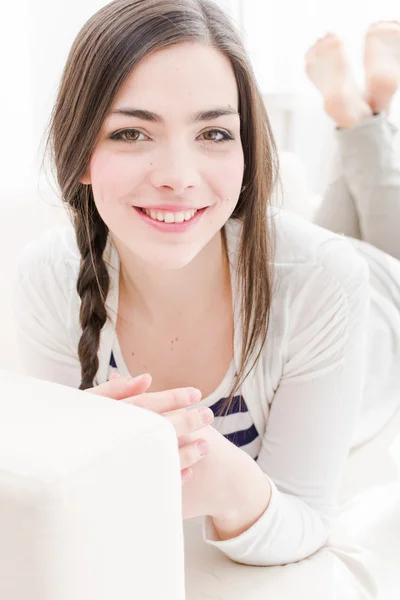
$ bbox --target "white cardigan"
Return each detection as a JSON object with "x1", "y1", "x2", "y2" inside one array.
[{"x1": 14, "y1": 207, "x2": 400, "y2": 566}]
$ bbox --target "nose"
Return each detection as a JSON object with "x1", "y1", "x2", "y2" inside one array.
[{"x1": 149, "y1": 146, "x2": 201, "y2": 193}]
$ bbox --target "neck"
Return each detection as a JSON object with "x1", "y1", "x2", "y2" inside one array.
[{"x1": 114, "y1": 229, "x2": 230, "y2": 322}]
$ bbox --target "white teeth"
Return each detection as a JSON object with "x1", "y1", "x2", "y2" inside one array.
[
  {"x1": 173, "y1": 212, "x2": 185, "y2": 223},
  {"x1": 143, "y1": 208, "x2": 198, "y2": 223},
  {"x1": 164, "y1": 212, "x2": 175, "y2": 224}
]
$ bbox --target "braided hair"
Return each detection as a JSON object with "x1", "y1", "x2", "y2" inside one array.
[{"x1": 74, "y1": 187, "x2": 110, "y2": 390}]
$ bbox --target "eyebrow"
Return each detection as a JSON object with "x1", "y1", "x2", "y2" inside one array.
[{"x1": 109, "y1": 107, "x2": 239, "y2": 122}]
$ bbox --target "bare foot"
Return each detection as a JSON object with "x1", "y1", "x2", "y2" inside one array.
[
  {"x1": 364, "y1": 21, "x2": 400, "y2": 114},
  {"x1": 306, "y1": 33, "x2": 372, "y2": 128}
]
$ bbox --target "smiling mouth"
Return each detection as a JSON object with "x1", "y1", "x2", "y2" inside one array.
[{"x1": 135, "y1": 206, "x2": 206, "y2": 223}]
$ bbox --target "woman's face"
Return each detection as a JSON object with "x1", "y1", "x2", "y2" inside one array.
[{"x1": 82, "y1": 42, "x2": 245, "y2": 270}]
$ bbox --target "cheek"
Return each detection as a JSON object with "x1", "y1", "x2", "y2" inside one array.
[
  {"x1": 89, "y1": 150, "x2": 144, "y2": 203},
  {"x1": 210, "y1": 152, "x2": 245, "y2": 202}
]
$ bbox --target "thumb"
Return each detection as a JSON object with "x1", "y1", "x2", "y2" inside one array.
[{"x1": 86, "y1": 373, "x2": 152, "y2": 400}]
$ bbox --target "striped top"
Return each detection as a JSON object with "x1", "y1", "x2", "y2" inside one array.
[{"x1": 109, "y1": 350, "x2": 261, "y2": 461}]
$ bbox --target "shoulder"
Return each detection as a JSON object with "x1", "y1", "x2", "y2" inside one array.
[
  {"x1": 226, "y1": 208, "x2": 370, "y2": 344},
  {"x1": 269, "y1": 207, "x2": 369, "y2": 292},
  {"x1": 18, "y1": 225, "x2": 80, "y2": 273},
  {"x1": 267, "y1": 210, "x2": 370, "y2": 362},
  {"x1": 17, "y1": 226, "x2": 81, "y2": 301},
  {"x1": 227, "y1": 206, "x2": 369, "y2": 286},
  {"x1": 16, "y1": 225, "x2": 119, "y2": 322}
]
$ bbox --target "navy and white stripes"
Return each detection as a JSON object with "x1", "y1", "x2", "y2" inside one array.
[{"x1": 209, "y1": 395, "x2": 260, "y2": 460}]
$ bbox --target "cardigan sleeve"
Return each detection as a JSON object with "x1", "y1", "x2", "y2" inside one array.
[
  {"x1": 203, "y1": 237, "x2": 370, "y2": 566},
  {"x1": 14, "y1": 233, "x2": 82, "y2": 389}
]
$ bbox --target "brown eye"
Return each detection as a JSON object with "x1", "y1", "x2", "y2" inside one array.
[
  {"x1": 203, "y1": 130, "x2": 218, "y2": 141},
  {"x1": 199, "y1": 129, "x2": 233, "y2": 143},
  {"x1": 123, "y1": 130, "x2": 141, "y2": 142},
  {"x1": 110, "y1": 129, "x2": 148, "y2": 143}
]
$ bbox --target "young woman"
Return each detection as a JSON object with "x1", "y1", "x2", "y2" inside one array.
[{"x1": 15, "y1": 1, "x2": 400, "y2": 567}]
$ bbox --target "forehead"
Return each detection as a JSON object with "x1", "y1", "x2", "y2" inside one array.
[{"x1": 112, "y1": 42, "x2": 239, "y2": 117}]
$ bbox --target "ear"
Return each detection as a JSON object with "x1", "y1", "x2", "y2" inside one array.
[{"x1": 80, "y1": 168, "x2": 92, "y2": 185}]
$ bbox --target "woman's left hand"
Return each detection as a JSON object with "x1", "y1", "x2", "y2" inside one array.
[
  {"x1": 180, "y1": 424, "x2": 272, "y2": 542},
  {"x1": 179, "y1": 424, "x2": 245, "y2": 521}
]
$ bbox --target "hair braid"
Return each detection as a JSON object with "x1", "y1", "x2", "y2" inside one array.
[{"x1": 75, "y1": 188, "x2": 110, "y2": 390}]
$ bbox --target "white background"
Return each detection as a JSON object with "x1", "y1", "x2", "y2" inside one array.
[{"x1": 1, "y1": 0, "x2": 399, "y2": 193}]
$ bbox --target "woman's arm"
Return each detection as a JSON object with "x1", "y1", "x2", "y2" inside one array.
[{"x1": 203, "y1": 238, "x2": 370, "y2": 566}]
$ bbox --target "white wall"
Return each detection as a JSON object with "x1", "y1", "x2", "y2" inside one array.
[
  {"x1": 243, "y1": 0, "x2": 400, "y2": 95},
  {"x1": 0, "y1": 1, "x2": 106, "y2": 194},
  {"x1": 0, "y1": 0, "x2": 35, "y2": 191}
]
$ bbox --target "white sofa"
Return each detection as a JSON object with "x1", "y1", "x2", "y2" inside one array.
[{"x1": 1, "y1": 154, "x2": 399, "y2": 599}]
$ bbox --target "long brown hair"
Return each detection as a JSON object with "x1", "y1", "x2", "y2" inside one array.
[{"x1": 46, "y1": 0, "x2": 278, "y2": 400}]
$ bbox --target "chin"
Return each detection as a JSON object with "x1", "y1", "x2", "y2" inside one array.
[{"x1": 144, "y1": 252, "x2": 199, "y2": 271}]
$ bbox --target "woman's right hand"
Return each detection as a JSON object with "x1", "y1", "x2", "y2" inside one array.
[{"x1": 86, "y1": 374, "x2": 214, "y2": 484}]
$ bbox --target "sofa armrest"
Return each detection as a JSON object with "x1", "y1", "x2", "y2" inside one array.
[{"x1": 0, "y1": 371, "x2": 185, "y2": 600}]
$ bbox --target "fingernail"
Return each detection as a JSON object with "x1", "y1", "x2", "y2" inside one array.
[
  {"x1": 127, "y1": 374, "x2": 146, "y2": 383},
  {"x1": 110, "y1": 372, "x2": 120, "y2": 380},
  {"x1": 188, "y1": 388, "x2": 202, "y2": 404},
  {"x1": 196, "y1": 440, "x2": 209, "y2": 456},
  {"x1": 182, "y1": 468, "x2": 193, "y2": 483},
  {"x1": 200, "y1": 407, "x2": 214, "y2": 424}
]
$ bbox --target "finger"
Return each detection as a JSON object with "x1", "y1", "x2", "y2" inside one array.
[
  {"x1": 179, "y1": 439, "x2": 209, "y2": 471},
  {"x1": 181, "y1": 467, "x2": 193, "y2": 485},
  {"x1": 166, "y1": 406, "x2": 214, "y2": 437},
  {"x1": 86, "y1": 373, "x2": 152, "y2": 399},
  {"x1": 123, "y1": 387, "x2": 202, "y2": 413}
]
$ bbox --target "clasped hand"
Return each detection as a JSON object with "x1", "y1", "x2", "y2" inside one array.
[{"x1": 86, "y1": 373, "x2": 240, "y2": 520}]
